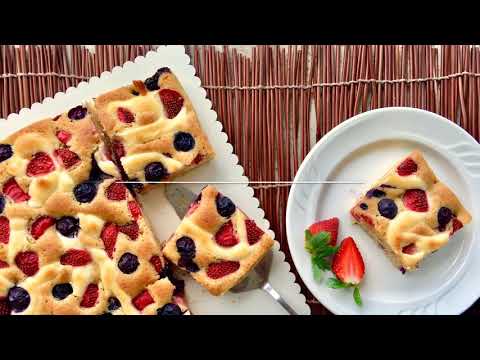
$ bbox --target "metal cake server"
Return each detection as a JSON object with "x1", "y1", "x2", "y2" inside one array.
[{"x1": 165, "y1": 184, "x2": 298, "y2": 315}]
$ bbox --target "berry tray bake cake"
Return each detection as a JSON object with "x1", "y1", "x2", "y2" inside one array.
[
  {"x1": 162, "y1": 186, "x2": 274, "y2": 296},
  {"x1": 350, "y1": 150, "x2": 472, "y2": 272}
]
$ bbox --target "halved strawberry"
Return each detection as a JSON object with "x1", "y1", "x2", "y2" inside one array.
[
  {"x1": 0, "y1": 217, "x2": 9, "y2": 244},
  {"x1": 128, "y1": 201, "x2": 142, "y2": 220},
  {"x1": 106, "y1": 182, "x2": 127, "y2": 201},
  {"x1": 132, "y1": 290, "x2": 154, "y2": 311},
  {"x1": 245, "y1": 219, "x2": 264, "y2": 245},
  {"x1": 0, "y1": 297, "x2": 11, "y2": 315},
  {"x1": 26, "y1": 152, "x2": 55, "y2": 177},
  {"x1": 56, "y1": 130, "x2": 72, "y2": 144},
  {"x1": 30, "y1": 216, "x2": 56, "y2": 240},
  {"x1": 403, "y1": 189, "x2": 429, "y2": 212},
  {"x1": 206, "y1": 261, "x2": 240, "y2": 279},
  {"x1": 80, "y1": 284, "x2": 99, "y2": 308},
  {"x1": 0, "y1": 260, "x2": 9, "y2": 268},
  {"x1": 159, "y1": 89, "x2": 184, "y2": 118},
  {"x1": 150, "y1": 255, "x2": 163, "y2": 274},
  {"x1": 331, "y1": 237, "x2": 365, "y2": 286},
  {"x1": 308, "y1": 217, "x2": 339, "y2": 246},
  {"x1": 451, "y1": 218, "x2": 463, "y2": 235},
  {"x1": 101, "y1": 223, "x2": 118, "y2": 259},
  {"x1": 117, "y1": 107, "x2": 135, "y2": 123},
  {"x1": 402, "y1": 243, "x2": 417, "y2": 255},
  {"x1": 54, "y1": 149, "x2": 80, "y2": 169},
  {"x1": 214, "y1": 221, "x2": 238, "y2": 247},
  {"x1": 15, "y1": 251, "x2": 39, "y2": 276},
  {"x1": 397, "y1": 158, "x2": 418, "y2": 176},
  {"x1": 3, "y1": 178, "x2": 30, "y2": 203},
  {"x1": 118, "y1": 222, "x2": 139, "y2": 240},
  {"x1": 60, "y1": 249, "x2": 92, "y2": 266}
]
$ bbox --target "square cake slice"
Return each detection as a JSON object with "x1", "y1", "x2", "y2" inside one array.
[
  {"x1": 350, "y1": 150, "x2": 472, "y2": 272},
  {"x1": 162, "y1": 186, "x2": 274, "y2": 296},
  {"x1": 91, "y1": 67, "x2": 215, "y2": 193},
  {"x1": 0, "y1": 106, "x2": 187, "y2": 315}
]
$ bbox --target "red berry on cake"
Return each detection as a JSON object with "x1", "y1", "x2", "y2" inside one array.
[
  {"x1": 26, "y1": 152, "x2": 55, "y2": 177},
  {"x1": 402, "y1": 189, "x2": 429, "y2": 212},
  {"x1": 396, "y1": 157, "x2": 418, "y2": 176}
]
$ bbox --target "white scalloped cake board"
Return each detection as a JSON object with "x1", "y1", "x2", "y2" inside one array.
[{"x1": 0, "y1": 45, "x2": 310, "y2": 315}]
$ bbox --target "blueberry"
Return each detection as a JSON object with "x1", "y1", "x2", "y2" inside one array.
[
  {"x1": 8, "y1": 286, "x2": 30, "y2": 312},
  {"x1": 144, "y1": 162, "x2": 168, "y2": 181},
  {"x1": 144, "y1": 67, "x2": 171, "y2": 91},
  {"x1": 366, "y1": 188, "x2": 386, "y2": 198},
  {"x1": 107, "y1": 297, "x2": 121, "y2": 312},
  {"x1": 173, "y1": 132, "x2": 195, "y2": 152},
  {"x1": 0, "y1": 144, "x2": 13, "y2": 163},
  {"x1": 359, "y1": 203, "x2": 368, "y2": 210},
  {"x1": 52, "y1": 283, "x2": 73, "y2": 300},
  {"x1": 118, "y1": 252, "x2": 139, "y2": 274},
  {"x1": 215, "y1": 194, "x2": 236, "y2": 218},
  {"x1": 178, "y1": 257, "x2": 199, "y2": 273},
  {"x1": 157, "y1": 303, "x2": 182, "y2": 316},
  {"x1": 56, "y1": 216, "x2": 80, "y2": 238},
  {"x1": 0, "y1": 195, "x2": 5, "y2": 214},
  {"x1": 131, "y1": 90, "x2": 139, "y2": 96},
  {"x1": 176, "y1": 236, "x2": 196, "y2": 259},
  {"x1": 74, "y1": 182, "x2": 98, "y2": 203},
  {"x1": 67, "y1": 106, "x2": 87, "y2": 120},
  {"x1": 400, "y1": 267, "x2": 406, "y2": 274},
  {"x1": 378, "y1": 198, "x2": 398, "y2": 219},
  {"x1": 438, "y1": 207, "x2": 453, "y2": 231}
]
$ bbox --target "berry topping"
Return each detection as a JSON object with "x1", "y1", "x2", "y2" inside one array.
[
  {"x1": 366, "y1": 188, "x2": 386, "y2": 198},
  {"x1": 0, "y1": 260, "x2": 8, "y2": 269},
  {"x1": 402, "y1": 243, "x2": 417, "y2": 255},
  {"x1": 157, "y1": 303, "x2": 182, "y2": 315},
  {"x1": 30, "y1": 216, "x2": 56, "y2": 240},
  {"x1": 173, "y1": 132, "x2": 195, "y2": 152},
  {"x1": 215, "y1": 194, "x2": 236, "y2": 218},
  {"x1": 144, "y1": 162, "x2": 168, "y2": 181},
  {"x1": 215, "y1": 221, "x2": 238, "y2": 247},
  {"x1": 128, "y1": 201, "x2": 142, "y2": 220},
  {"x1": 8, "y1": 286, "x2": 30, "y2": 312},
  {"x1": 150, "y1": 255, "x2": 163, "y2": 274},
  {"x1": 331, "y1": 237, "x2": 365, "y2": 285},
  {"x1": 118, "y1": 222, "x2": 139, "y2": 240},
  {"x1": 54, "y1": 148, "x2": 80, "y2": 169},
  {"x1": 308, "y1": 217, "x2": 339, "y2": 246},
  {"x1": 207, "y1": 261, "x2": 240, "y2": 279},
  {"x1": 106, "y1": 181, "x2": 127, "y2": 201},
  {"x1": 438, "y1": 207, "x2": 453, "y2": 231},
  {"x1": 0, "y1": 217, "x2": 9, "y2": 244},
  {"x1": 74, "y1": 182, "x2": 98, "y2": 203},
  {"x1": 112, "y1": 140, "x2": 126, "y2": 159},
  {"x1": 0, "y1": 144, "x2": 13, "y2": 163},
  {"x1": 15, "y1": 251, "x2": 39, "y2": 276},
  {"x1": 159, "y1": 89, "x2": 184, "y2": 118},
  {"x1": 117, "y1": 107, "x2": 135, "y2": 123},
  {"x1": 192, "y1": 153, "x2": 204, "y2": 165},
  {"x1": 101, "y1": 223, "x2": 118, "y2": 258},
  {"x1": 360, "y1": 214, "x2": 374, "y2": 226},
  {"x1": 176, "y1": 236, "x2": 196, "y2": 259},
  {"x1": 144, "y1": 67, "x2": 171, "y2": 91},
  {"x1": 52, "y1": 283, "x2": 73, "y2": 300},
  {"x1": 397, "y1": 158, "x2": 418, "y2": 176},
  {"x1": 177, "y1": 257, "x2": 199, "y2": 272},
  {"x1": 359, "y1": 203, "x2": 368, "y2": 210},
  {"x1": 56, "y1": 130, "x2": 72, "y2": 144},
  {"x1": 378, "y1": 198, "x2": 398, "y2": 219},
  {"x1": 118, "y1": 252, "x2": 139, "y2": 274},
  {"x1": 0, "y1": 297, "x2": 11, "y2": 315},
  {"x1": 108, "y1": 297, "x2": 121, "y2": 312},
  {"x1": 60, "y1": 249, "x2": 92, "y2": 266},
  {"x1": 451, "y1": 218, "x2": 463, "y2": 235},
  {"x1": 245, "y1": 220, "x2": 264, "y2": 245},
  {"x1": 56, "y1": 216, "x2": 80, "y2": 238},
  {"x1": 80, "y1": 284, "x2": 99, "y2": 308},
  {"x1": 403, "y1": 189, "x2": 429, "y2": 212},
  {"x1": 132, "y1": 290, "x2": 154, "y2": 311},
  {"x1": 68, "y1": 105, "x2": 87, "y2": 120},
  {"x1": 0, "y1": 195, "x2": 4, "y2": 214},
  {"x1": 26, "y1": 152, "x2": 55, "y2": 177},
  {"x1": 3, "y1": 178, "x2": 30, "y2": 202}
]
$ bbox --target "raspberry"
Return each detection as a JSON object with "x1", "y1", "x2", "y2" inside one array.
[
  {"x1": 117, "y1": 107, "x2": 135, "y2": 123},
  {"x1": 159, "y1": 89, "x2": 184, "y2": 119},
  {"x1": 0, "y1": 260, "x2": 8, "y2": 268},
  {"x1": 101, "y1": 223, "x2": 118, "y2": 258},
  {"x1": 206, "y1": 261, "x2": 240, "y2": 279},
  {"x1": 106, "y1": 182, "x2": 127, "y2": 201},
  {"x1": 150, "y1": 255, "x2": 163, "y2": 274},
  {"x1": 451, "y1": 218, "x2": 463, "y2": 235},
  {"x1": 118, "y1": 222, "x2": 139, "y2": 240},
  {"x1": 245, "y1": 219, "x2": 264, "y2": 245},
  {"x1": 30, "y1": 216, "x2": 56, "y2": 240},
  {"x1": 112, "y1": 140, "x2": 126, "y2": 159},
  {"x1": 132, "y1": 290, "x2": 154, "y2": 311},
  {"x1": 3, "y1": 178, "x2": 30, "y2": 203},
  {"x1": 80, "y1": 284, "x2": 99, "y2": 308},
  {"x1": 54, "y1": 148, "x2": 80, "y2": 169},
  {"x1": 397, "y1": 158, "x2": 418, "y2": 176},
  {"x1": 214, "y1": 221, "x2": 239, "y2": 247},
  {"x1": 402, "y1": 189, "x2": 429, "y2": 212},
  {"x1": 128, "y1": 201, "x2": 142, "y2": 220},
  {"x1": 60, "y1": 249, "x2": 92, "y2": 266},
  {"x1": 26, "y1": 152, "x2": 55, "y2": 177},
  {"x1": 0, "y1": 297, "x2": 11, "y2": 315},
  {"x1": 0, "y1": 217, "x2": 9, "y2": 244},
  {"x1": 15, "y1": 251, "x2": 39, "y2": 276},
  {"x1": 56, "y1": 130, "x2": 72, "y2": 144}
]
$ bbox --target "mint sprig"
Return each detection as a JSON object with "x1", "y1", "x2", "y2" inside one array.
[{"x1": 305, "y1": 230, "x2": 338, "y2": 280}]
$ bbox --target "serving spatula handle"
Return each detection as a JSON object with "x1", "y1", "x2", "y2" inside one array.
[{"x1": 262, "y1": 282, "x2": 298, "y2": 315}]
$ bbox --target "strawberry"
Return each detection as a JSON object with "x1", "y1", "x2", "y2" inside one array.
[
  {"x1": 118, "y1": 222, "x2": 139, "y2": 240},
  {"x1": 214, "y1": 221, "x2": 238, "y2": 247},
  {"x1": 451, "y1": 218, "x2": 463, "y2": 235},
  {"x1": 80, "y1": 284, "x2": 99, "y2": 308},
  {"x1": 245, "y1": 219, "x2": 264, "y2": 245},
  {"x1": 54, "y1": 148, "x2": 80, "y2": 169},
  {"x1": 30, "y1": 216, "x2": 56, "y2": 240},
  {"x1": 159, "y1": 89, "x2": 184, "y2": 119},
  {"x1": 150, "y1": 255, "x2": 163, "y2": 274},
  {"x1": 56, "y1": 130, "x2": 72, "y2": 144},
  {"x1": 0, "y1": 297, "x2": 11, "y2": 315},
  {"x1": 15, "y1": 251, "x2": 39, "y2": 276},
  {"x1": 60, "y1": 249, "x2": 92, "y2": 266},
  {"x1": 331, "y1": 237, "x2": 365, "y2": 285},
  {"x1": 402, "y1": 243, "x2": 417, "y2": 254},
  {"x1": 128, "y1": 201, "x2": 142, "y2": 220},
  {"x1": 112, "y1": 140, "x2": 126, "y2": 159},
  {"x1": 397, "y1": 158, "x2": 418, "y2": 176},
  {"x1": 101, "y1": 223, "x2": 118, "y2": 258},
  {"x1": 26, "y1": 152, "x2": 55, "y2": 177},
  {"x1": 106, "y1": 182, "x2": 127, "y2": 201},
  {"x1": 308, "y1": 217, "x2": 339, "y2": 246},
  {"x1": 402, "y1": 189, "x2": 429, "y2": 212},
  {"x1": 0, "y1": 217, "x2": 9, "y2": 244},
  {"x1": 132, "y1": 290, "x2": 154, "y2": 311},
  {"x1": 0, "y1": 260, "x2": 8, "y2": 268},
  {"x1": 206, "y1": 261, "x2": 240, "y2": 279},
  {"x1": 117, "y1": 107, "x2": 135, "y2": 123},
  {"x1": 3, "y1": 178, "x2": 30, "y2": 203}
]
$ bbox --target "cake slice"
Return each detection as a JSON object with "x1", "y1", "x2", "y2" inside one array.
[
  {"x1": 162, "y1": 186, "x2": 274, "y2": 296},
  {"x1": 350, "y1": 150, "x2": 472, "y2": 272},
  {"x1": 91, "y1": 67, "x2": 215, "y2": 193}
]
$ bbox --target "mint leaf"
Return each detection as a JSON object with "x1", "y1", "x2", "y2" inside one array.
[
  {"x1": 312, "y1": 255, "x2": 330, "y2": 271},
  {"x1": 327, "y1": 277, "x2": 348, "y2": 289},
  {"x1": 353, "y1": 286, "x2": 362, "y2": 306},
  {"x1": 305, "y1": 231, "x2": 331, "y2": 255},
  {"x1": 312, "y1": 262, "x2": 323, "y2": 281}
]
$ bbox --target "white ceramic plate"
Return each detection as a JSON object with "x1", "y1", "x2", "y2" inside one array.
[{"x1": 286, "y1": 107, "x2": 480, "y2": 315}]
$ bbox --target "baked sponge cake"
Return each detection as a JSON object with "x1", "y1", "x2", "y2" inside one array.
[
  {"x1": 350, "y1": 150, "x2": 472, "y2": 272},
  {"x1": 162, "y1": 186, "x2": 274, "y2": 296},
  {"x1": 0, "y1": 107, "x2": 186, "y2": 315},
  {"x1": 91, "y1": 68, "x2": 215, "y2": 193}
]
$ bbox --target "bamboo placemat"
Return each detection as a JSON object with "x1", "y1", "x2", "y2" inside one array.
[{"x1": 1, "y1": 45, "x2": 479, "y2": 315}]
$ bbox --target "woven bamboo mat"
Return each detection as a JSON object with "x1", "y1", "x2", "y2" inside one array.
[{"x1": 1, "y1": 45, "x2": 479, "y2": 315}]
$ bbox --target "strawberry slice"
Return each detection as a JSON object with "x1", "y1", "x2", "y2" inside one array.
[
  {"x1": 3, "y1": 178, "x2": 30, "y2": 203},
  {"x1": 56, "y1": 130, "x2": 72, "y2": 144},
  {"x1": 214, "y1": 221, "x2": 238, "y2": 247},
  {"x1": 159, "y1": 89, "x2": 184, "y2": 118},
  {"x1": 206, "y1": 261, "x2": 240, "y2": 279},
  {"x1": 106, "y1": 182, "x2": 127, "y2": 201},
  {"x1": 397, "y1": 158, "x2": 418, "y2": 176},
  {"x1": 26, "y1": 152, "x2": 55, "y2": 177},
  {"x1": 118, "y1": 222, "x2": 139, "y2": 240},
  {"x1": 30, "y1": 216, "x2": 56, "y2": 240},
  {"x1": 60, "y1": 249, "x2": 92, "y2": 266},
  {"x1": 0, "y1": 260, "x2": 9, "y2": 269},
  {"x1": 15, "y1": 251, "x2": 39, "y2": 276},
  {"x1": 54, "y1": 149, "x2": 80, "y2": 169},
  {"x1": 80, "y1": 284, "x2": 99, "y2": 308},
  {"x1": 245, "y1": 219, "x2": 264, "y2": 245},
  {"x1": 128, "y1": 201, "x2": 142, "y2": 220},
  {"x1": 0, "y1": 217, "x2": 9, "y2": 244},
  {"x1": 132, "y1": 290, "x2": 154, "y2": 311},
  {"x1": 150, "y1": 255, "x2": 163, "y2": 274},
  {"x1": 308, "y1": 217, "x2": 339, "y2": 246},
  {"x1": 331, "y1": 237, "x2": 365, "y2": 286},
  {"x1": 451, "y1": 218, "x2": 463, "y2": 235},
  {"x1": 101, "y1": 223, "x2": 118, "y2": 258},
  {"x1": 117, "y1": 107, "x2": 135, "y2": 123},
  {"x1": 403, "y1": 189, "x2": 429, "y2": 212}
]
